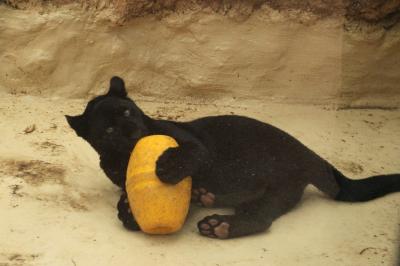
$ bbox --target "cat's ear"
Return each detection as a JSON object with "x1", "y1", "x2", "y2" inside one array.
[
  {"x1": 107, "y1": 76, "x2": 127, "y2": 97},
  {"x1": 65, "y1": 114, "x2": 88, "y2": 138}
]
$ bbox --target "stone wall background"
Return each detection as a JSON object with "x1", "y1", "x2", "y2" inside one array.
[
  {"x1": 0, "y1": 1, "x2": 399, "y2": 107},
  {"x1": 3, "y1": 0, "x2": 400, "y2": 22}
]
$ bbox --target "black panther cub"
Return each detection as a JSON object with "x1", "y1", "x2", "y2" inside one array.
[{"x1": 66, "y1": 76, "x2": 400, "y2": 239}]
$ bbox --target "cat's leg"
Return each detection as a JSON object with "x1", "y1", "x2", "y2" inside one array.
[
  {"x1": 117, "y1": 191, "x2": 141, "y2": 231},
  {"x1": 156, "y1": 141, "x2": 210, "y2": 184},
  {"x1": 197, "y1": 186, "x2": 304, "y2": 239},
  {"x1": 100, "y1": 154, "x2": 129, "y2": 189},
  {"x1": 192, "y1": 187, "x2": 266, "y2": 208}
]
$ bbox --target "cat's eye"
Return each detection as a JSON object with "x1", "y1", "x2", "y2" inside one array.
[
  {"x1": 106, "y1": 127, "x2": 114, "y2": 134},
  {"x1": 124, "y1": 110, "x2": 130, "y2": 117}
]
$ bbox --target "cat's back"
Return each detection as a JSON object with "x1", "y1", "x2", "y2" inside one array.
[
  {"x1": 182, "y1": 115, "x2": 326, "y2": 186},
  {"x1": 182, "y1": 115, "x2": 307, "y2": 155},
  {"x1": 186, "y1": 115, "x2": 291, "y2": 142}
]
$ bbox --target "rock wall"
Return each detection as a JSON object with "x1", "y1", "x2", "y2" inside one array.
[
  {"x1": 106, "y1": 0, "x2": 345, "y2": 23},
  {"x1": 0, "y1": 2, "x2": 399, "y2": 107},
  {"x1": 4, "y1": 0, "x2": 400, "y2": 22}
]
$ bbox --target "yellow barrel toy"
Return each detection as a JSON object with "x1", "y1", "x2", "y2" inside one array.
[{"x1": 125, "y1": 135, "x2": 192, "y2": 234}]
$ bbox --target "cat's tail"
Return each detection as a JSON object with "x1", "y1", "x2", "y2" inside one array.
[{"x1": 331, "y1": 167, "x2": 400, "y2": 202}]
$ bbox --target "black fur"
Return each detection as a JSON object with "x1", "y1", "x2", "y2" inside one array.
[
  {"x1": 333, "y1": 168, "x2": 400, "y2": 202},
  {"x1": 66, "y1": 76, "x2": 400, "y2": 239}
]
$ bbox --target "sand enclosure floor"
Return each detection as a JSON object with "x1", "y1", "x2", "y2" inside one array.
[{"x1": 0, "y1": 92, "x2": 399, "y2": 266}]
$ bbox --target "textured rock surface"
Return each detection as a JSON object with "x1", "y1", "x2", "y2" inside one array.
[
  {"x1": 347, "y1": 0, "x2": 400, "y2": 21},
  {"x1": 1, "y1": 3, "x2": 399, "y2": 107},
  {"x1": 3, "y1": 0, "x2": 400, "y2": 22}
]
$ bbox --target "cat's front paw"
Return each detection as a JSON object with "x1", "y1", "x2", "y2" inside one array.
[
  {"x1": 100, "y1": 157, "x2": 127, "y2": 189},
  {"x1": 117, "y1": 192, "x2": 141, "y2": 231},
  {"x1": 156, "y1": 147, "x2": 190, "y2": 184}
]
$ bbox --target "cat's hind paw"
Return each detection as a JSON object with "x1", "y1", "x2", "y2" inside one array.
[
  {"x1": 197, "y1": 214, "x2": 230, "y2": 239},
  {"x1": 192, "y1": 188, "x2": 215, "y2": 207}
]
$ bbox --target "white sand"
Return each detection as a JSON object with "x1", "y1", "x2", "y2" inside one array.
[{"x1": 0, "y1": 92, "x2": 399, "y2": 266}]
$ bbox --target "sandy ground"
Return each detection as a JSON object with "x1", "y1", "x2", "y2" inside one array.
[{"x1": 0, "y1": 92, "x2": 399, "y2": 266}]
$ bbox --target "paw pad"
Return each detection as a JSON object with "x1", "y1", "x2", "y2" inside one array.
[
  {"x1": 198, "y1": 214, "x2": 230, "y2": 239},
  {"x1": 192, "y1": 188, "x2": 215, "y2": 207}
]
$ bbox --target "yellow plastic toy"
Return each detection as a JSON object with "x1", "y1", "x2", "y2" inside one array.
[{"x1": 125, "y1": 135, "x2": 192, "y2": 234}]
